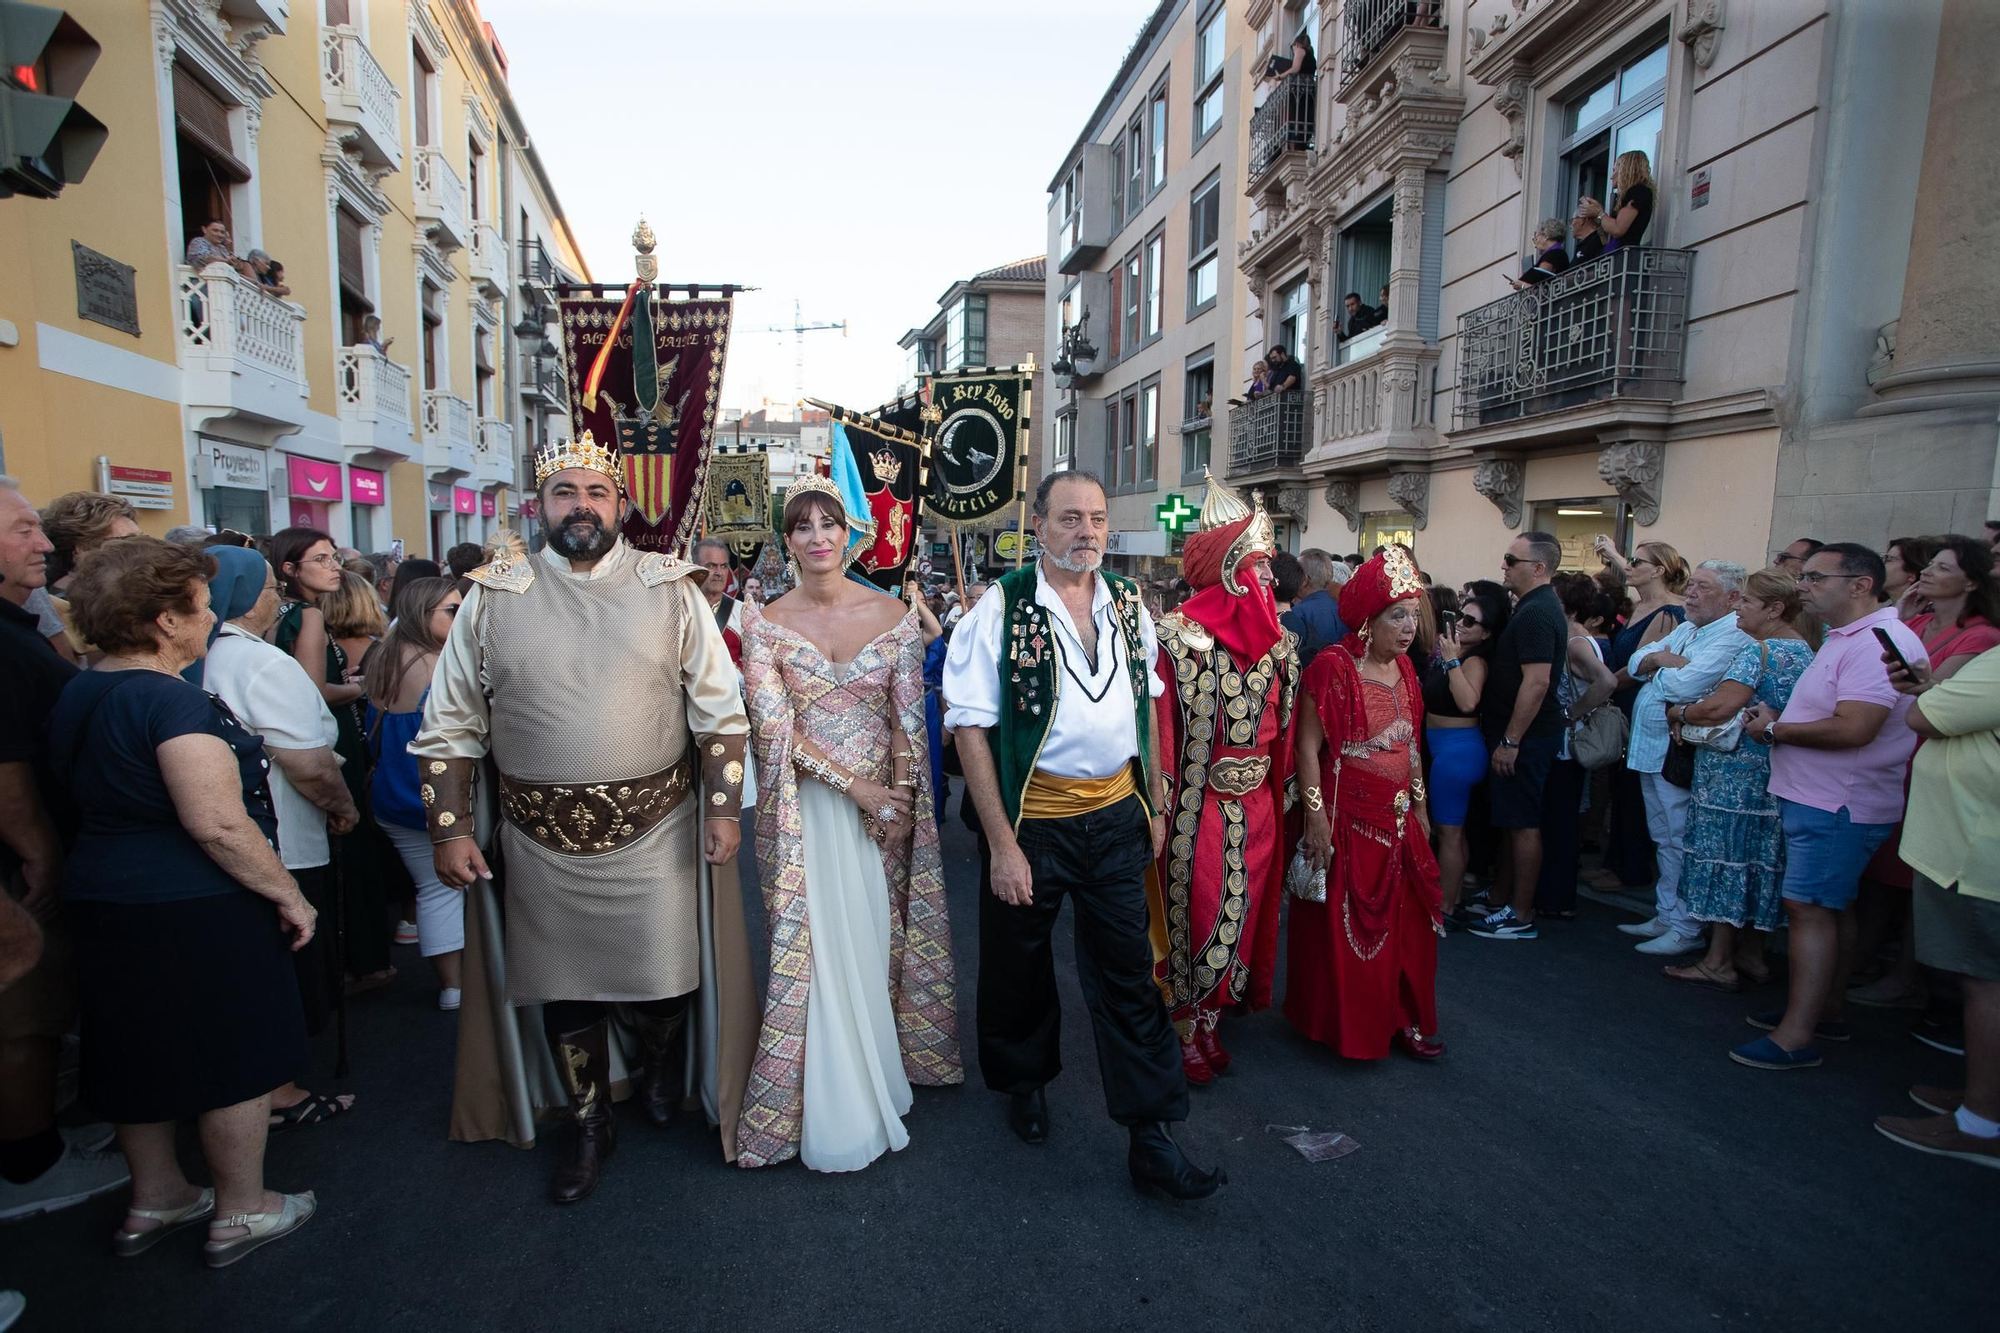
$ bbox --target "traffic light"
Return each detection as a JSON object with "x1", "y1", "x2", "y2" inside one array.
[{"x1": 0, "y1": 3, "x2": 103, "y2": 199}]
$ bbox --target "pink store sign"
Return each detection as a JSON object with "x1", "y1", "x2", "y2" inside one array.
[
  {"x1": 287, "y1": 456, "x2": 344, "y2": 502},
  {"x1": 453, "y1": 487, "x2": 477, "y2": 514},
  {"x1": 480, "y1": 492, "x2": 497, "y2": 518},
  {"x1": 349, "y1": 467, "x2": 385, "y2": 505}
]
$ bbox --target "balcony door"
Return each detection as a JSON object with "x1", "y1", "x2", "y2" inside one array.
[
  {"x1": 1276, "y1": 277, "x2": 1310, "y2": 372},
  {"x1": 1558, "y1": 35, "x2": 1668, "y2": 222}
]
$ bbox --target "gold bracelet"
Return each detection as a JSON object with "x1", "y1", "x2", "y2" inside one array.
[
  {"x1": 1303, "y1": 786, "x2": 1324, "y2": 812},
  {"x1": 794, "y1": 750, "x2": 852, "y2": 794}
]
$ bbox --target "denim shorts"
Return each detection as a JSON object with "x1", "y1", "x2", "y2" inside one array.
[{"x1": 1778, "y1": 798, "x2": 1894, "y2": 910}]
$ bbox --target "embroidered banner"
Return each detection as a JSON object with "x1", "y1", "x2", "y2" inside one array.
[
  {"x1": 704, "y1": 450, "x2": 770, "y2": 574},
  {"x1": 555, "y1": 289, "x2": 733, "y2": 554},
  {"x1": 814, "y1": 393, "x2": 930, "y2": 592},
  {"x1": 925, "y1": 366, "x2": 1031, "y2": 528}
]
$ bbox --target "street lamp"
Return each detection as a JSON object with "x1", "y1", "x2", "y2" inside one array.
[{"x1": 1051, "y1": 310, "x2": 1097, "y2": 390}]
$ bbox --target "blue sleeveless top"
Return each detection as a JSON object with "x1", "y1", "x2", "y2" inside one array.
[{"x1": 366, "y1": 689, "x2": 429, "y2": 831}]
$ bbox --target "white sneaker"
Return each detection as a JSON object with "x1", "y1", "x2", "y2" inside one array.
[
  {"x1": 0, "y1": 1144, "x2": 132, "y2": 1223},
  {"x1": 1636, "y1": 930, "x2": 1705, "y2": 956},
  {"x1": 1617, "y1": 916, "x2": 1670, "y2": 938},
  {"x1": 438, "y1": 987, "x2": 462, "y2": 1011},
  {"x1": 393, "y1": 920, "x2": 420, "y2": 946}
]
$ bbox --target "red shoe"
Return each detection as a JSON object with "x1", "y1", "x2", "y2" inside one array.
[
  {"x1": 1179, "y1": 1037, "x2": 1216, "y2": 1086},
  {"x1": 1393, "y1": 1027, "x2": 1445, "y2": 1060},
  {"x1": 1195, "y1": 1020, "x2": 1232, "y2": 1075}
]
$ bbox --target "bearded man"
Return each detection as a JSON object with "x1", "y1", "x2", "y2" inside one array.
[
  {"x1": 1149, "y1": 475, "x2": 1297, "y2": 1084},
  {"x1": 945, "y1": 469, "x2": 1222, "y2": 1200},
  {"x1": 413, "y1": 432, "x2": 758, "y2": 1204}
]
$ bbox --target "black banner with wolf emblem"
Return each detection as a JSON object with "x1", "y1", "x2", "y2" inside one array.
[{"x1": 925, "y1": 368, "x2": 1031, "y2": 527}]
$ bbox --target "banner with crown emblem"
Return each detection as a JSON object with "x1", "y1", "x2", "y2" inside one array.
[
  {"x1": 924, "y1": 367, "x2": 1031, "y2": 528},
  {"x1": 703, "y1": 450, "x2": 770, "y2": 573},
  {"x1": 807, "y1": 395, "x2": 930, "y2": 592}
]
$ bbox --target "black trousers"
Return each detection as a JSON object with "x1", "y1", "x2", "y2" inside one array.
[
  {"x1": 976, "y1": 795, "x2": 1187, "y2": 1126},
  {"x1": 541, "y1": 994, "x2": 686, "y2": 1041}
]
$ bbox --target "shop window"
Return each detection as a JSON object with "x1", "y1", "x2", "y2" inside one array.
[
  {"x1": 1359, "y1": 511, "x2": 1416, "y2": 560},
  {"x1": 1529, "y1": 497, "x2": 1630, "y2": 570}
]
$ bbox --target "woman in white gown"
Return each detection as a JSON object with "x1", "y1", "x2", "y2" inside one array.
[{"x1": 735, "y1": 477, "x2": 962, "y2": 1171}]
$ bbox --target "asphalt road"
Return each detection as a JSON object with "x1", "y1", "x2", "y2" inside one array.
[{"x1": 5, "y1": 814, "x2": 1993, "y2": 1331}]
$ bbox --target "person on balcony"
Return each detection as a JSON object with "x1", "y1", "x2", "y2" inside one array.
[
  {"x1": 247, "y1": 252, "x2": 291, "y2": 299},
  {"x1": 1509, "y1": 219, "x2": 1572, "y2": 290},
  {"x1": 1265, "y1": 345, "x2": 1302, "y2": 396},
  {"x1": 1580, "y1": 150, "x2": 1656, "y2": 253},
  {"x1": 1243, "y1": 359, "x2": 1271, "y2": 401},
  {"x1": 1263, "y1": 30, "x2": 1315, "y2": 84},
  {"x1": 360, "y1": 315, "x2": 394, "y2": 357},
  {"x1": 1261, "y1": 32, "x2": 1316, "y2": 150},
  {"x1": 1572, "y1": 204, "x2": 1607, "y2": 263},
  {"x1": 184, "y1": 218, "x2": 258, "y2": 282}
]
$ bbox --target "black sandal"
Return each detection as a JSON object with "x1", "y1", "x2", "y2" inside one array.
[{"x1": 268, "y1": 1091, "x2": 356, "y2": 1133}]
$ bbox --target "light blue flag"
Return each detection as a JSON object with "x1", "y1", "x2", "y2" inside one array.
[{"x1": 828, "y1": 420, "x2": 873, "y2": 558}]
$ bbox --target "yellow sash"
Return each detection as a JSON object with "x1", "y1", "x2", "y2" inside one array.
[{"x1": 1019, "y1": 766, "x2": 1138, "y2": 821}]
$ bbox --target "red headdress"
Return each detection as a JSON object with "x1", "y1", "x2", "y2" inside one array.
[
  {"x1": 1336, "y1": 544, "x2": 1425, "y2": 656},
  {"x1": 1175, "y1": 471, "x2": 1282, "y2": 665}
]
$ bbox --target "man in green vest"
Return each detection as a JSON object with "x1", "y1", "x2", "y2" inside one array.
[{"x1": 944, "y1": 470, "x2": 1223, "y2": 1200}]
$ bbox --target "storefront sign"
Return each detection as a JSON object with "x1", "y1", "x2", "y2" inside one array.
[
  {"x1": 1104, "y1": 530, "x2": 1168, "y2": 557},
  {"x1": 427, "y1": 485, "x2": 450, "y2": 512},
  {"x1": 287, "y1": 456, "x2": 345, "y2": 502},
  {"x1": 994, "y1": 530, "x2": 1038, "y2": 562},
  {"x1": 480, "y1": 492, "x2": 497, "y2": 518},
  {"x1": 349, "y1": 468, "x2": 385, "y2": 505},
  {"x1": 1690, "y1": 167, "x2": 1711, "y2": 210},
  {"x1": 1155, "y1": 492, "x2": 1196, "y2": 533},
  {"x1": 452, "y1": 487, "x2": 476, "y2": 515},
  {"x1": 205, "y1": 439, "x2": 267, "y2": 491},
  {"x1": 106, "y1": 465, "x2": 174, "y2": 501}
]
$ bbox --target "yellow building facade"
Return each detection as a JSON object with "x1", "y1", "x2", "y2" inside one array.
[{"x1": 0, "y1": 0, "x2": 588, "y2": 557}]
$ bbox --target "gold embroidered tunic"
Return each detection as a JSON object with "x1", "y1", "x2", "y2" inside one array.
[{"x1": 412, "y1": 539, "x2": 747, "y2": 1004}]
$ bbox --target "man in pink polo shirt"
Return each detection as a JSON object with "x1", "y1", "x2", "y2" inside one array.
[{"x1": 1733, "y1": 543, "x2": 1928, "y2": 1070}]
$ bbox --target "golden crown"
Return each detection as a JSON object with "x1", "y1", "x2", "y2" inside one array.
[
  {"x1": 870, "y1": 448, "x2": 903, "y2": 485},
  {"x1": 533, "y1": 429, "x2": 624, "y2": 490},
  {"x1": 785, "y1": 472, "x2": 844, "y2": 511},
  {"x1": 1198, "y1": 470, "x2": 1277, "y2": 596}
]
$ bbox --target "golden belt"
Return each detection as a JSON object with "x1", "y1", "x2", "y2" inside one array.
[
  {"x1": 1206, "y1": 752, "x2": 1272, "y2": 799},
  {"x1": 499, "y1": 756, "x2": 693, "y2": 858}
]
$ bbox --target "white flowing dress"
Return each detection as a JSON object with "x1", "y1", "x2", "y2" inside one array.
[{"x1": 795, "y1": 662, "x2": 913, "y2": 1173}]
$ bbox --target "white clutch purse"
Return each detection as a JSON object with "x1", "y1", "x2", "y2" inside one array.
[{"x1": 1286, "y1": 849, "x2": 1326, "y2": 903}]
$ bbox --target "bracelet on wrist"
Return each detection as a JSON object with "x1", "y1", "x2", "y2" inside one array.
[
  {"x1": 1303, "y1": 786, "x2": 1324, "y2": 812},
  {"x1": 794, "y1": 750, "x2": 853, "y2": 794}
]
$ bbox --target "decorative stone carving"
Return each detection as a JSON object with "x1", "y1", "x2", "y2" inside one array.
[
  {"x1": 1597, "y1": 440, "x2": 1665, "y2": 526},
  {"x1": 1493, "y1": 74, "x2": 1530, "y2": 177},
  {"x1": 1678, "y1": 0, "x2": 1726, "y2": 71},
  {"x1": 1387, "y1": 469, "x2": 1430, "y2": 530},
  {"x1": 1471, "y1": 457, "x2": 1525, "y2": 528},
  {"x1": 1324, "y1": 478, "x2": 1361, "y2": 531},
  {"x1": 1490, "y1": 13, "x2": 1509, "y2": 35},
  {"x1": 1271, "y1": 486, "x2": 1310, "y2": 521}
]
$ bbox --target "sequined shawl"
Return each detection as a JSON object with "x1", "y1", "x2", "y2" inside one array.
[{"x1": 735, "y1": 603, "x2": 962, "y2": 1167}]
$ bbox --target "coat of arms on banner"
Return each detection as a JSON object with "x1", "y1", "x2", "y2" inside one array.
[
  {"x1": 704, "y1": 452, "x2": 770, "y2": 571},
  {"x1": 925, "y1": 367, "x2": 1032, "y2": 527}
]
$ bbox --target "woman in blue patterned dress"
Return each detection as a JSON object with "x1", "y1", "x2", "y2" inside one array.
[{"x1": 1664, "y1": 567, "x2": 1815, "y2": 992}]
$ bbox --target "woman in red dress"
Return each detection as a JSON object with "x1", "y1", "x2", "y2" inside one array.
[{"x1": 1286, "y1": 546, "x2": 1446, "y2": 1060}]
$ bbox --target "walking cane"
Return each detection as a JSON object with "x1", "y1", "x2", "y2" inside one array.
[{"x1": 330, "y1": 832, "x2": 350, "y2": 1079}]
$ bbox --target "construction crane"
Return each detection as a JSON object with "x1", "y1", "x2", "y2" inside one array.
[{"x1": 762, "y1": 298, "x2": 847, "y2": 403}]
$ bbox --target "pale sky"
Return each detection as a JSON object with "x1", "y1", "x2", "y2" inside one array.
[{"x1": 479, "y1": 0, "x2": 1152, "y2": 414}]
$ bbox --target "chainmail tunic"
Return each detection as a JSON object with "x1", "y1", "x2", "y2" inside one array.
[{"x1": 478, "y1": 559, "x2": 703, "y2": 1004}]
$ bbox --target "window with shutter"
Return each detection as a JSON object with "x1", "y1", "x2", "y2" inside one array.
[{"x1": 173, "y1": 65, "x2": 250, "y2": 182}]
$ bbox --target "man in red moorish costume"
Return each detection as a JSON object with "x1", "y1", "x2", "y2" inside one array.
[
  {"x1": 1287, "y1": 545, "x2": 1446, "y2": 1061},
  {"x1": 1148, "y1": 473, "x2": 1298, "y2": 1084}
]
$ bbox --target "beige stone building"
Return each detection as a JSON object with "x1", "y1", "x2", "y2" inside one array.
[
  {"x1": 1042, "y1": 0, "x2": 1255, "y2": 576},
  {"x1": 1225, "y1": 0, "x2": 1997, "y2": 587}
]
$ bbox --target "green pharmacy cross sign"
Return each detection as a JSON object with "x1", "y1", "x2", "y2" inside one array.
[{"x1": 1156, "y1": 492, "x2": 1197, "y2": 534}]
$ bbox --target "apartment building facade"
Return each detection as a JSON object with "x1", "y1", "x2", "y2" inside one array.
[
  {"x1": 1226, "y1": 0, "x2": 1996, "y2": 587},
  {"x1": 1043, "y1": 0, "x2": 1254, "y2": 575},
  {"x1": 0, "y1": 0, "x2": 590, "y2": 559}
]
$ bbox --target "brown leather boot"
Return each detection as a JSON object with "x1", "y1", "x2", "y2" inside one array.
[
  {"x1": 548, "y1": 1020, "x2": 616, "y2": 1205},
  {"x1": 631, "y1": 1005, "x2": 687, "y2": 1129}
]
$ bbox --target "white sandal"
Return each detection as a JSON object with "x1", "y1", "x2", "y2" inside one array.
[
  {"x1": 202, "y1": 1190, "x2": 316, "y2": 1269},
  {"x1": 112, "y1": 1186, "x2": 216, "y2": 1257}
]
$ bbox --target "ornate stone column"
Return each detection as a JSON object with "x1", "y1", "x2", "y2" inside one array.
[{"x1": 1864, "y1": 0, "x2": 2000, "y2": 414}]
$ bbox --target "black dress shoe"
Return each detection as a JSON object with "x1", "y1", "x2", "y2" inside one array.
[
  {"x1": 1128, "y1": 1121, "x2": 1224, "y2": 1200},
  {"x1": 1008, "y1": 1089, "x2": 1049, "y2": 1144}
]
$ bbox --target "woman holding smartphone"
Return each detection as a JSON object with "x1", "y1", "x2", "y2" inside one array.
[{"x1": 1424, "y1": 588, "x2": 1506, "y2": 923}]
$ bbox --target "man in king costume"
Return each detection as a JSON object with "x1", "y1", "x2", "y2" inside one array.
[
  {"x1": 1149, "y1": 474, "x2": 1298, "y2": 1085},
  {"x1": 413, "y1": 431, "x2": 759, "y2": 1205},
  {"x1": 945, "y1": 469, "x2": 1223, "y2": 1200}
]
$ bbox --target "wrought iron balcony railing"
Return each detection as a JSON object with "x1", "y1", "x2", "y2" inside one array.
[
  {"x1": 1227, "y1": 391, "x2": 1307, "y2": 473},
  {"x1": 1453, "y1": 247, "x2": 1694, "y2": 429},
  {"x1": 1338, "y1": 0, "x2": 1443, "y2": 94},
  {"x1": 1249, "y1": 74, "x2": 1315, "y2": 180}
]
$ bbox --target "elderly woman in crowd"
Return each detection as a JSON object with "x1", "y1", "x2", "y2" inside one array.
[
  {"x1": 1663, "y1": 567, "x2": 1816, "y2": 992},
  {"x1": 364, "y1": 577, "x2": 466, "y2": 1009},
  {"x1": 34, "y1": 491, "x2": 141, "y2": 664},
  {"x1": 203, "y1": 549, "x2": 361, "y2": 1129},
  {"x1": 51, "y1": 537, "x2": 317, "y2": 1267},
  {"x1": 1592, "y1": 538, "x2": 1687, "y2": 891}
]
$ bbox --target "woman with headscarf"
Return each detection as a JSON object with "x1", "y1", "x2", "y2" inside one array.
[{"x1": 1287, "y1": 546, "x2": 1446, "y2": 1060}]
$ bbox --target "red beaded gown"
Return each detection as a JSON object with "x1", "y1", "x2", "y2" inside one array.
[{"x1": 1283, "y1": 645, "x2": 1444, "y2": 1058}]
